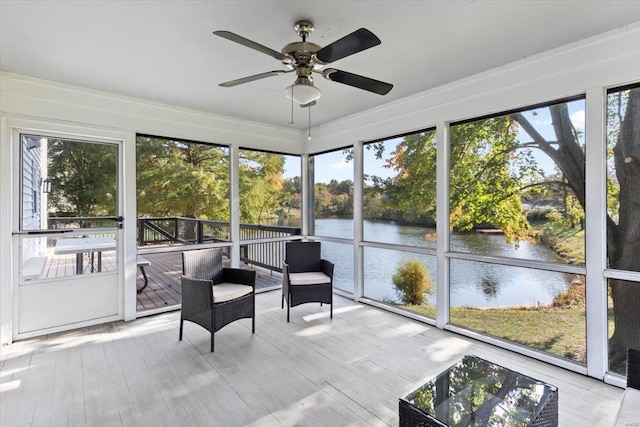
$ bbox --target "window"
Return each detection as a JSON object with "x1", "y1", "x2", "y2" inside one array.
[
  {"x1": 448, "y1": 97, "x2": 587, "y2": 364},
  {"x1": 136, "y1": 135, "x2": 230, "y2": 246},
  {"x1": 606, "y1": 84, "x2": 640, "y2": 373},
  {"x1": 238, "y1": 149, "x2": 301, "y2": 229},
  {"x1": 362, "y1": 129, "x2": 437, "y2": 247},
  {"x1": 311, "y1": 149, "x2": 354, "y2": 239},
  {"x1": 238, "y1": 149, "x2": 301, "y2": 275}
]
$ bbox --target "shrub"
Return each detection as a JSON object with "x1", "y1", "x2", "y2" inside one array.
[
  {"x1": 392, "y1": 260, "x2": 432, "y2": 305},
  {"x1": 552, "y1": 278, "x2": 585, "y2": 308}
]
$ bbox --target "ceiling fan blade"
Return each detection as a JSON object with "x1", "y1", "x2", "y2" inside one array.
[
  {"x1": 219, "y1": 70, "x2": 289, "y2": 87},
  {"x1": 323, "y1": 69, "x2": 393, "y2": 95},
  {"x1": 214, "y1": 30, "x2": 289, "y2": 62},
  {"x1": 315, "y1": 28, "x2": 381, "y2": 63}
]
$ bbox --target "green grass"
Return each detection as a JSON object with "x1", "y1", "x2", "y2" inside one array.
[
  {"x1": 396, "y1": 303, "x2": 587, "y2": 363},
  {"x1": 529, "y1": 221, "x2": 585, "y2": 264}
]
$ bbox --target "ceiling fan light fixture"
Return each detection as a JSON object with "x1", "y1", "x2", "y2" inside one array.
[{"x1": 284, "y1": 76, "x2": 321, "y2": 105}]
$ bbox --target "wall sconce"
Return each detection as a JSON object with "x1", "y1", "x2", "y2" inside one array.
[{"x1": 41, "y1": 178, "x2": 52, "y2": 194}]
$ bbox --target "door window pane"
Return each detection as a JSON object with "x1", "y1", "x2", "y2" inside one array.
[{"x1": 21, "y1": 134, "x2": 118, "y2": 231}]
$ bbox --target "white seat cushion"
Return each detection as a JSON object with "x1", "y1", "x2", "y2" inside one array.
[
  {"x1": 613, "y1": 387, "x2": 640, "y2": 426},
  {"x1": 289, "y1": 272, "x2": 331, "y2": 286},
  {"x1": 211, "y1": 283, "x2": 253, "y2": 303}
]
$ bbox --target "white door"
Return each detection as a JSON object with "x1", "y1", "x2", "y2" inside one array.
[{"x1": 14, "y1": 132, "x2": 123, "y2": 336}]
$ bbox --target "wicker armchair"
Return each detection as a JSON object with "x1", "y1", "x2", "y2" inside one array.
[
  {"x1": 179, "y1": 248, "x2": 256, "y2": 352},
  {"x1": 282, "y1": 241, "x2": 334, "y2": 322},
  {"x1": 613, "y1": 348, "x2": 640, "y2": 426}
]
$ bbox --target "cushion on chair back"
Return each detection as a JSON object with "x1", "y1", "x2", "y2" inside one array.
[
  {"x1": 286, "y1": 241, "x2": 322, "y2": 273},
  {"x1": 182, "y1": 248, "x2": 224, "y2": 283}
]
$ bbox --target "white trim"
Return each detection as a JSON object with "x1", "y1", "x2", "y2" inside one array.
[
  {"x1": 0, "y1": 73, "x2": 302, "y2": 151},
  {"x1": 585, "y1": 87, "x2": 609, "y2": 379},
  {"x1": 302, "y1": 154, "x2": 311, "y2": 236},
  {"x1": 446, "y1": 251, "x2": 586, "y2": 275},
  {"x1": 353, "y1": 141, "x2": 364, "y2": 299},
  {"x1": 436, "y1": 123, "x2": 450, "y2": 329},
  {"x1": 12, "y1": 314, "x2": 122, "y2": 341},
  {"x1": 230, "y1": 145, "x2": 240, "y2": 268},
  {"x1": 0, "y1": 116, "x2": 13, "y2": 345}
]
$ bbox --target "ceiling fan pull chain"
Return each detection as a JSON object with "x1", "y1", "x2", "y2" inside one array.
[
  {"x1": 308, "y1": 103, "x2": 312, "y2": 140},
  {"x1": 289, "y1": 85, "x2": 294, "y2": 124}
]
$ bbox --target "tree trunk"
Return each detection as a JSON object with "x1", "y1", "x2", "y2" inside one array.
[
  {"x1": 513, "y1": 89, "x2": 640, "y2": 370},
  {"x1": 608, "y1": 88, "x2": 640, "y2": 368}
]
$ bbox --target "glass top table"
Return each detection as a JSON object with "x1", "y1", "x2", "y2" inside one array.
[{"x1": 399, "y1": 355, "x2": 558, "y2": 427}]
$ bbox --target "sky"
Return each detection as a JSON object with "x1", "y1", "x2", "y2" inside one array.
[{"x1": 285, "y1": 100, "x2": 586, "y2": 184}]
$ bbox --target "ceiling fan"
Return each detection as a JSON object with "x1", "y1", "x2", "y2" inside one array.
[{"x1": 213, "y1": 21, "x2": 393, "y2": 106}]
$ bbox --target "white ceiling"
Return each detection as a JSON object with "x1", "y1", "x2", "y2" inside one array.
[{"x1": 2, "y1": 1, "x2": 640, "y2": 130}]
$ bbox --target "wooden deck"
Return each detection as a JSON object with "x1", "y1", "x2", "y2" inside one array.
[
  {"x1": 135, "y1": 251, "x2": 282, "y2": 312},
  {"x1": 32, "y1": 248, "x2": 282, "y2": 313},
  {"x1": 0, "y1": 290, "x2": 625, "y2": 426}
]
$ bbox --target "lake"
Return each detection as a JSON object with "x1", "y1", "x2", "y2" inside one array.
[{"x1": 315, "y1": 218, "x2": 573, "y2": 308}]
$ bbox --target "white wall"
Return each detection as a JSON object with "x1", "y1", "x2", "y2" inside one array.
[{"x1": 2, "y1": 22, "x2": 640, "y2": 346}]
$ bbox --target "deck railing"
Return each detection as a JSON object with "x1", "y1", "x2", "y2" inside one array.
[
  {"x1": 239, "y1": 224, "x2": 301, "y2": 272},
  {"x1": 47, "y1": 216, "x2": 300, "y2": 273},
  {"x1": 137, "y1": 217, "x2": 231, "y2": 246}
]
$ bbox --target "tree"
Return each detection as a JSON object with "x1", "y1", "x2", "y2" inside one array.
[
  {"x1": 282, "y1": 176, "x2": 302, "y2": 211},
  {"x1": 238, "y1": 150, "x2": 285, "y2": 223},
  {"x1": 314, "y1": 179, "x2": 354, "y2": 217},
  {"x1": 136, "y1": 136, "x2": 230, "y2": 221},
  {"x1": 48, "y1": 139, "x2": 117, "y2": 217},
  {"x1": 512, "y1": 91, "x2": 640, "y2": 367},
  {"x1": 605, "y1": 88, "x2": 640, "y2": 368}
]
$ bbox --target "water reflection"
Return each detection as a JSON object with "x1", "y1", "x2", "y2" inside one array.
[
  {"x1": 480, "y1": 277, "x2": 499, "y2": 298},
  {"x1": 313, "y1": 219, "x2": 571, "y2": 308}
]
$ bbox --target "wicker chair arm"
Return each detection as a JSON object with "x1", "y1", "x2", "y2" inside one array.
[
  {"x1": 628, "y1": 348, "x2": 640, "y2": 390},
  {"x1": 320, "y1": 259, "x2": 335, "y2": 279},
  {"x1": 282, "y1": 263, "x2": 290, "y2": 293},
  {"x1": 180, "y1": 276, "x2": 213, "y2": 317},
  {"x1": 221, "y1": 268, "x2": 256, "y2": 288}
]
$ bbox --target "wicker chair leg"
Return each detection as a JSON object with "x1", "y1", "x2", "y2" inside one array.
[
  {"x1": 287, "y1": 302, "x2": 290, "y2": 323},
  {"x1": 281, "y1": 293, "x2": 285, "y2": 309},
  {"x1": 210, "y1": 330, "x2": 215, "y2": 353},
  {"x1": 179, "y1": 319, "x2": 183, "y2": 340},
  {"x1": 331, "y1": 292, "x2": 333, "y2": 318}
]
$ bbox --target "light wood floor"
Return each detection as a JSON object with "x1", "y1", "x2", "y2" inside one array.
[{"x1": 0, "y1": 290, "x2": 624, "y2": 427}]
